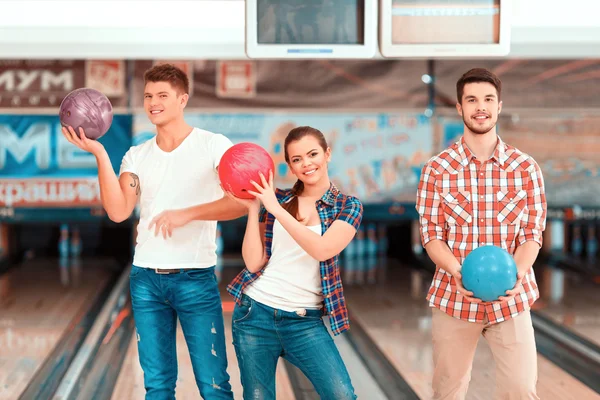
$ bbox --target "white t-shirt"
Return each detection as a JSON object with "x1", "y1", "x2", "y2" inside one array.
[
  {"x1": 119, "y1": 127, "x2": 232, "y2": 269},
  {"x1": 244, "y1": 219, "x2": 323, "y2": 312}
]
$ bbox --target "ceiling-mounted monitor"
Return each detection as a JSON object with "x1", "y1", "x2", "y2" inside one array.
[
  {"x1": 379, "y1": 0, "x2": 511, "y2": 58},
  {"x1": 246, "y1": 0, "x2": 377, "y2": 58}
]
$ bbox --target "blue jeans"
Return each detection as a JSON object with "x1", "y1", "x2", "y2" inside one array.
[
  {"x1": 232, "y1": 295, "x2": 356, "y2": 400},
  {"x1": 129, "y1": 266, "x2": 233, "y2": 400}
]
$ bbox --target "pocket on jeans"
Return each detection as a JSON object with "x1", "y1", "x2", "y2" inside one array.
[
  {"x1": 130, "y1": 266, "x2": 143, "y2": 279},
  {"x1": 233, "y1": 298, "x2": 254, "y2": 324},
  {"x1": 184, "y1": 268, "x2": 214, "y2": 281}
]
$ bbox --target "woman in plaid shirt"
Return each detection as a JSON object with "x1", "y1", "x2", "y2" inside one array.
[
  {"x1": 225, "y1": 126, "x2": 363, "y2": 400},
  {"x1": 416, "y1": 68, "x2": 547, "y2": 400}
]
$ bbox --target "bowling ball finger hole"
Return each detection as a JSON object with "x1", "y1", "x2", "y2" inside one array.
[{"x1": 67, "y1": 111, "x2": 71, "y2": 117}]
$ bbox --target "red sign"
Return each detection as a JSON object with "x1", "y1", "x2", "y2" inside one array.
[
  {"x1": 85, "y1": 60, "x2": 126, "y2": 97},
  {"x1": 216, "y1": 61, "x2": 256, "y2": 98},
  {"x1": 0, "y1": 178, "x2": 101, "y2": 207}
]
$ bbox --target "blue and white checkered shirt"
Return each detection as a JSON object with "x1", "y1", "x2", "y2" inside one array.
[{"x1": 227, "y1": 182, "x2": 363, "y2": 335}]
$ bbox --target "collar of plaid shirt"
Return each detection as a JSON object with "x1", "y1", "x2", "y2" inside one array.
[
  {"x1": 457, "y1": 135, "x2": 510, "y2": 167},
  {"x1": 226, "y1": 182, "x2": 352, "y2": 336}
]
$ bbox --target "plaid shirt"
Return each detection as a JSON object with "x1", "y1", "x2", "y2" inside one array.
[
  {"x1": 227, "y1": 183, "x2": 363, "y2": 336},
  {"x1": 416, "y1": 136, "x2": 547, "y2": 324}
]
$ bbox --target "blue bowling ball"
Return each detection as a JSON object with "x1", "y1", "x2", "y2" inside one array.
[{"x1": 461, "y1": 245, "x2": 517, "y2": 302}]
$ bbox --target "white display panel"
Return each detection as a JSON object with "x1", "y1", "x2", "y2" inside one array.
[
  {"x1": 246, "y1": 0, "x2": 377, "y2": 59},
  {"x1": 379, "y1": 0, "x2": 512, "y2": 58}
]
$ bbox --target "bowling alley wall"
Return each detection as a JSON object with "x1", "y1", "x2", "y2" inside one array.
[{"x1": 1, "y1": 59, "x2": 600, "y2": 243}]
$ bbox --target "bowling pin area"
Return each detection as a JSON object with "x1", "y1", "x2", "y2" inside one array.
[{"x1": 1, "y1": 209, "x2": 599, "y2": 400}]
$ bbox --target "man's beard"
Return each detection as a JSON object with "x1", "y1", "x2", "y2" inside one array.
[{"x1": 463, "y1": 114, "x2": 497, "y2": 135}]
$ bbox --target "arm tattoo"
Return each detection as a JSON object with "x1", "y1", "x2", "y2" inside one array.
[{"x1": 129, "y1": 173, "x2": 141, "y2": 195}]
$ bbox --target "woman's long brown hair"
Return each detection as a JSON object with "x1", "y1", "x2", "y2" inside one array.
[{"x1": 282, "y1": 126, "x2": 329, "y2": 221}]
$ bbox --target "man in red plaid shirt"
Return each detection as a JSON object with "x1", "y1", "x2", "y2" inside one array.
[{"x1": 416, "y1": 68, "x2": 547, "y2": 400}]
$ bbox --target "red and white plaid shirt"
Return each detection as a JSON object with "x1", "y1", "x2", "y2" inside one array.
[{"x1": 416, "y1": 136, "x2": 547, "y2": 324}]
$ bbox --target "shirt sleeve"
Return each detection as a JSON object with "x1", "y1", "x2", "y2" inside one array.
[
  {"x1": 210, "y1": 133, "x2": 234, "y2": 170},
  {"x1": 336, "y1": 196, "x2": 363, "y2": 230},
  {"x1": 258, "y1": 205, "x2": 268, "y2": 223},
  {"x1": 518, "y1": 160, "x2": 547, "y2": 247},
  {"x1": 119, "y1": 148, "x2": 136, "y2": 176},
  {"x1": 415, "y1": 163, "x2": 447, "y2": 246}
]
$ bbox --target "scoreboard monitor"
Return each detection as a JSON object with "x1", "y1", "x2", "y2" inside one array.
[
  {"x1": 379, "y1": 0, "x2": 512, "y2": 58},
  {"x1": 246, "y1": 0, "x2": 377, "y2": 58}
]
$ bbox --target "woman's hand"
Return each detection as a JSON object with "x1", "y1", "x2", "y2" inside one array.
[{"x1": 247, "y1": 171, "x2": 280, "y2": 215}]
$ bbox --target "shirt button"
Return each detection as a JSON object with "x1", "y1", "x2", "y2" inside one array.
[
  {"x1": 480, "y1": 219, "x2": 484, "y2": 222},
  {"x1": 480, "y1": 195, "x2": 484, "y2": 199},
  {"x1": 323, "y1": 276, "x2": 328, "y2": 280}
]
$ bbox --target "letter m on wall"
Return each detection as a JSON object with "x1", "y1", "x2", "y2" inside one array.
[{"x1": 0, "y1": 123, "x2": 51, "y2": 171}]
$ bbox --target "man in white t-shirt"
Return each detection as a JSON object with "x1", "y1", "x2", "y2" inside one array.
[{"x1": 62, "y1": 64, "x2": 246, "y2": 399}]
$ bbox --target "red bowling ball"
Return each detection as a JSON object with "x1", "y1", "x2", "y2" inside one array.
[{"x1": 219, "y1": 143, "x2": 275, "y2": 199}]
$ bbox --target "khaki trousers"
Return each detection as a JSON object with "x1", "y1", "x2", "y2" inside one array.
[{"x1": 431, "y1": 307, "x2": 540, "y2": 400}]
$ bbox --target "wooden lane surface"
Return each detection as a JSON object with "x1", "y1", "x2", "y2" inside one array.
[
  {"x1": 0, "y1": 257, "x2": 114, "y2": 400},
  {"x1": 534, "y1": 263, "x2": 600, "y2": 347}
]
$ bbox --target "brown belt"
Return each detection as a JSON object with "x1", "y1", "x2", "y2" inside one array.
[{"x1": 153, "y1": 268, "x2": 203, "y2": 275}]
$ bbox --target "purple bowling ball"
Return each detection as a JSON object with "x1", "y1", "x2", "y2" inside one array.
[{"x1": 59, "y1": 88, "x2": 113, "y2": 140}]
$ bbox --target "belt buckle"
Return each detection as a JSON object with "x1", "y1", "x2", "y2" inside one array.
[
  {"x1": 296, "y1": 309, "x2": 307, "y2": 317},
  {"x1": 155, "y1": 268, "x2": 171, "y2": 275}
]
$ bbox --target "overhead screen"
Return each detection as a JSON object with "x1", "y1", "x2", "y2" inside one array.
[
  {"x1": 245, "y1": 0, "x2": 377, "y2": 58},
  {"x1": 379, "y1": 0, "x2": 511, "y2": 58}
]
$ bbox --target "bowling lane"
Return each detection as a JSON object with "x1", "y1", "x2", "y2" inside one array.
[
  {"x1": 0, "y1": 257, "x2": 115, "y2": 399},
  {"x1": 533, "y1": 261, "x2": 600, "y2": 347},
  {"x1": 343, "y1": 258, "x2": 600, "y2": 400}
]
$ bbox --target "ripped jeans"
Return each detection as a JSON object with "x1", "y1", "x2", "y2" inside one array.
[
  {"x1": 232, "y1": 295, "x2": 356, "y2": 400},
  {"x1": 129, "y1": 265, "x2": 233, "y2": 400}
]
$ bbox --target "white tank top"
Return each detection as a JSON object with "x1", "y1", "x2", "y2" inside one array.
[{"x1": 244, "y1": 219, "x2": 323, "y2": 312}]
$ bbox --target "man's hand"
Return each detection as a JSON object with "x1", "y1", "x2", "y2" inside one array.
[
  {"x1": 222, "y1": 186, "x2": 261, "y2": 212},
  {"x1": 495, "y1": 270, "x2": 526, "y2": 303},
  {"x1": 451, "y1": 269, "x2": 482, "y2": 303},
  {"x1": 149, "y1": 209, "x2": 191, "y2": 239},
  {"x1": 423, "y1": 240, "x2": 482, "y2": 302},
  {"x1": 62, "y1": 126, "x2": 105, "y2": 157}
]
